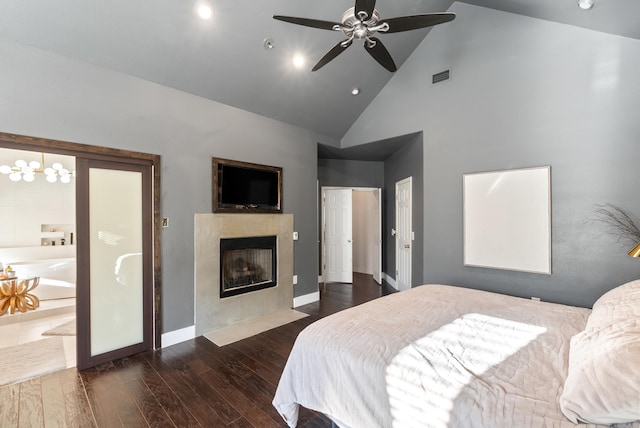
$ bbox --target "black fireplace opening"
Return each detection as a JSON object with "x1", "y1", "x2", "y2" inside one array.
[{"x1": 220, "y1": 235, "x2": 277, "y2": 298}]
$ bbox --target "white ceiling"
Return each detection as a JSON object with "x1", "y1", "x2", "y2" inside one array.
[
  {"x1": 0, "y1": 148, "x2": 75, "y2": 172},
  {"x1": 1, "y1": 0, "x2": 638, "y2": 140}
]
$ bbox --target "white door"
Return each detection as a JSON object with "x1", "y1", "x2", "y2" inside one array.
[
  {"x1": 323, "y1": 188, "x2": 353, "y2": 283},
  {"x1": 395, "y1": 177, "x2": 412, "y2": 291},
  {"x1": 373, "y1": 188, "x2": 382, "y2": 284}
]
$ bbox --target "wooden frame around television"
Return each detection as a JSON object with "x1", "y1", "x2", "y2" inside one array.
[{"x1": 212, "y1": 157, "x2": 283, "y2": 214}]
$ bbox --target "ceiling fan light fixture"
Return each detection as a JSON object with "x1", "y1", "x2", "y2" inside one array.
[
  {"x1": 577, "y1": 0, "x2": 594, "y2": 10},
  {"x1": 273, "y1": 1, "x2": 455, "y2": 72}
]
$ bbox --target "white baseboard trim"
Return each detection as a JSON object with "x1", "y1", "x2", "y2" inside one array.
[
  {"x1": 383, "y1": 273, "x2": 398, "y2": 290},
  {"x1": 294, "y1": 291, "x2": 320, "y2": 307},
  {"x1": 161, "y1": 325, "x2": 196, "y2": 348}
]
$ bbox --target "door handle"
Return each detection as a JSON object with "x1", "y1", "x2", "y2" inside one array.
[{"x1": 404, "y1": 244, "x2": 410, "y2": 249}]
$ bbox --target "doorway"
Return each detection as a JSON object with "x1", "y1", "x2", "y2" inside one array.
[
  {"x1": 0, "y1": 132, "x2": 161, "y2": 372},
  {"x1": 321, "y1": 187, "x2": 382, "y2": 285},
  {"x1": 0, "y1": 148, "x2": 77, "y2": 378}
]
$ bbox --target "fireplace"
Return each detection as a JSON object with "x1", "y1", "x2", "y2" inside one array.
[
  {"x1": 195, "y1": 213, "x2": 293, "y2": 335},
  {"x1": 220, "y1": 236, "x2": 276, "y2": 298}
]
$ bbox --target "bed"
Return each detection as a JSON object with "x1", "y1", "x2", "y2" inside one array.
[{"x1": 273, "y1": 281, "x2": 640, "y2": 428}]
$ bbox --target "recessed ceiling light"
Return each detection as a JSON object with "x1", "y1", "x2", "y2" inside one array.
[
  {"x1": 196, "y1": 2, "x2": 213, "y2": 20},
  {"x1": 577, "y1": 0, "x2": 594, "y2": 10},
  {"x1": 351, "y1": 87, "x2": 360, "y2": 96},
  {"x1": 292, "y1": 54, "x2": 305, "y2": 69}
]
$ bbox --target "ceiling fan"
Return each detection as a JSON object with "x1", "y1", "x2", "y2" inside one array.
[{"x1": 273, "y1": 0, "x2": 455, "y2": 72}]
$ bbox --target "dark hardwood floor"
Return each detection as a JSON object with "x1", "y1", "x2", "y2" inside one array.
[{"x1": 0, "y1": 273, "x2": 396, "y2": 427}]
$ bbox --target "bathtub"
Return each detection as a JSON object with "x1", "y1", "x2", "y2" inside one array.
[{"x1": 8, "y1": 257, "x2": 76, "y2": 300}]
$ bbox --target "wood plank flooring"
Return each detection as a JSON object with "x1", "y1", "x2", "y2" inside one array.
[{"x1": 0, "y1": 273, "x2": 395, "y2": 427}]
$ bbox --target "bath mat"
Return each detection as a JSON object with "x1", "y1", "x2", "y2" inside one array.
[
  {"x1": 0, "y1": 337, "x2": 67, "y2": 386},
  {"x1": 204, "y1": 309, "x2": 309, "y2": 347},
  {"x1": 42, "y1": 319, "x2": 76, "y2": 336}
]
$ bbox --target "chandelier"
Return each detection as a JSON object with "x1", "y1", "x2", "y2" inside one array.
[{"x1": 0, "y1": 153, "x2": 75, "y2": 183}]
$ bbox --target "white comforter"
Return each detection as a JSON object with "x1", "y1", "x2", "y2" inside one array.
[{"x1": 273, "y1": 284, "x2": 612, "y2": 428}]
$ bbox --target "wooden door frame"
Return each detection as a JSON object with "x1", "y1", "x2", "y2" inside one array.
[{"x1": 0, "y1": 132, "x2": 162, "y2": 349}]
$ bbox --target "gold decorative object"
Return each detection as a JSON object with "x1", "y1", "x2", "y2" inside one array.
[
  {"x1": 0, "y1": 277, "x2": 40, "y2": 316},
  {"x1": 629, "y1": 243, "x2": 640, "y2": 258}
]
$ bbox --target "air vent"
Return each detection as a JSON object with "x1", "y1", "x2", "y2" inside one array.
[{"x1": 432, "y1": 69, "x2": 451, "y2": 85}]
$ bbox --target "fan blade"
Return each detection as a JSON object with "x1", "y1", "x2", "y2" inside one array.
[
  {"x1": 273, "y1": 15, "x2": 340, "y2": 31},
  {"x1": 364, "y1": 37, "x2": 397, "y2": 72},
  {"x1": 312, "y1": 40, "x2": 353, "y2": 71},
  {"x1": 354, "y1": 0, "x2": 376, "y2": 20},
  {"x1": 382, "y1": 13, "x2": 456, "y2": 33}
]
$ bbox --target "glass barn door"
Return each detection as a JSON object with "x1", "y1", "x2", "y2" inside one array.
[{"x1": 76, "y1": 158, "x2": 153, "y2": 369}]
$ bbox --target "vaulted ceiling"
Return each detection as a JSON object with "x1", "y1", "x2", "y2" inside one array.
[{"x1": 1, "y1": 0, "x2": 638, "y2": 140}]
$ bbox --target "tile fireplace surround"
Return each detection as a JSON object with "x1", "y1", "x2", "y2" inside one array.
[{"x1": 194, "y1": 213, "x2": 293, "y2": 336}]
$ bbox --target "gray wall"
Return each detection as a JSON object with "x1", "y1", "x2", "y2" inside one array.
[
  {"x1": 342, "y1": 2, "x2": 640, "y2": 307},
  {"x1": 383, "y1": 133, "x2": 424, "y2": 286},
  {"x1": 317, "y1": 158, "x2": 384, "y2": 188},
  {"x1": 0, "y1": 37, "x2": 331, "y2": 334}
]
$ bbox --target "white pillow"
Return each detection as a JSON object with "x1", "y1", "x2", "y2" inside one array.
[
  {"x1": 588, "y1": 279, "x2": 640, "y2": 326},
  {"x1": 560, "y1": 280, "x2": 640, "y2": 425}
]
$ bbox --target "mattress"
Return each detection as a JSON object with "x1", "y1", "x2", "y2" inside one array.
[{"x1": 273, "y1": 284, "x2": 617, "y2": 428}]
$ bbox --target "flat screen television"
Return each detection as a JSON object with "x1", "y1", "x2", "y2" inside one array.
[{"x1": 212, "y1": 157, "x2": 282, "y2": 213}]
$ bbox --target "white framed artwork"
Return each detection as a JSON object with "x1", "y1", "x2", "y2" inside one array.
[{"x1": 463, "y1": 166, "x2": 551, "y2": 274}]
